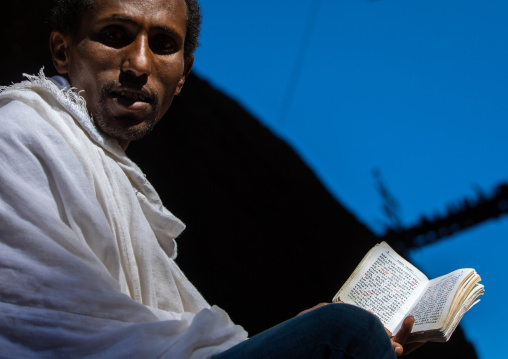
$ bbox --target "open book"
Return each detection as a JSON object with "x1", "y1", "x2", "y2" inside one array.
[{"x1": 332, "y1": 242, "x2": 484, "y2": 343}]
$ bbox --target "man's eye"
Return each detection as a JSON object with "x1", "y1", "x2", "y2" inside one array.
[
  {"x1": 159, "y1": 41, "x2": 174, "y2": 52},
  {"x1": 102, "y1": 29, "x2": 125, "y2": 45},
  {"x1": 152, "y1": 36, "x2": 177, "y2": 54}
]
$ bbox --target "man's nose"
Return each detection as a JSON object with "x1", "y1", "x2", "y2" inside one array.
[{"x1": 122, "y1": 35, "x2": 152, "y2": 78}]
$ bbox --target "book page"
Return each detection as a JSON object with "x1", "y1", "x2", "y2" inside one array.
[
  {"x1": 406, "y1": 269, "x2": 472, "y2": 332},
  {"x1": 441, "y1": 282, "x2": 483, "y2": 339},
  {"x1": 335, "y1": 242, "x2": 428, "y2": 332}
]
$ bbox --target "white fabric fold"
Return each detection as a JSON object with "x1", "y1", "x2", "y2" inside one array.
[{"x1": 0, "y1": 70, "x2": 247, "y2": 358}]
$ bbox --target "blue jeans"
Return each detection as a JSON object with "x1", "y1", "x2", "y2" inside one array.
[{"x1": 214, "y1": 304, "x2": 396, "y2": 359}]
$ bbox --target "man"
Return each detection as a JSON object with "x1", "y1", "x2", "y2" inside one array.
[{"x1": 0, "y1": 0, "x2": 419, "y2": 357}]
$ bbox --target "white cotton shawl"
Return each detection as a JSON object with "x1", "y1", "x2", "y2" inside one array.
[{"x1": 0, "y1": 70, "x2": 247, "y2": 358}]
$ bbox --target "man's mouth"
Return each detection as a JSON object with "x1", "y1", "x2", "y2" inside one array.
[{"x1": 110, "y1": 88, "x2": 154, "y2": 107}]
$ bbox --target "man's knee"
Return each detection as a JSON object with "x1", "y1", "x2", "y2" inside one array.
[
  {"x1": 309, "y1": 304, "x2": 387, "y2": 341},
  {"x1": 307, "y1": 304, "x2": 394, "y2": 357}
]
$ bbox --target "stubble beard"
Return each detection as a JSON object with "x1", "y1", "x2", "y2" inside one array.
[{"x1": 91, "y1": 81, "x2": 161, "y2": 143}]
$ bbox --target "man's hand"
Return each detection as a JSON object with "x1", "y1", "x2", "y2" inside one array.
[{"x1": 386, "y1": 316, "x2": 425, "y2": 356}]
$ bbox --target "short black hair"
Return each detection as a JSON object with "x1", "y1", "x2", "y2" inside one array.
[{"x1": 49, "y1": 0, "x2": 201, "y2": 57}]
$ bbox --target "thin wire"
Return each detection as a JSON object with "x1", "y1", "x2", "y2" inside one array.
[{"x1": 278, "y1": 0, "x2": 323, "y2": 127}]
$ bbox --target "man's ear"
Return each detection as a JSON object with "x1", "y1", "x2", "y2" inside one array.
[
  {"x1": 49, "y1": 31, "x2": 72, "y2": 75},
  {"x1": 174, "y1": 54, "x2": 194, "y2": 95}
]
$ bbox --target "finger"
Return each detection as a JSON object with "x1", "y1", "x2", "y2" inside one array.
[
  {"x1": 389, "y1": 333, "x2": 403, "y2": 356},
  {"x1": 402, "y1": 341, "x2": 425, "y2": 356},
  {"x1": 393, "y1": 343, "x2": 403, "y2": 356},
  {"x1": 394, "y1": 316, "x2": 415, "y2": 345}
]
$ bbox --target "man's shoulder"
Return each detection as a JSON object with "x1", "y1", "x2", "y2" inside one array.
[
  {"x1": 0, "y1": 97, "x2": 78, "y2": 155},
  {"x1": 0, "y1": 96, "x2": 49, "y2": 130}
]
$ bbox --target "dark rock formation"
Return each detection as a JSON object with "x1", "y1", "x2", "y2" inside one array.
[
  {"x1": 128, "y1": 72, "x2": 378, "y2": 333},
  {"x1": 127, "y1": 74, "x2": 477, "y2": 359}
]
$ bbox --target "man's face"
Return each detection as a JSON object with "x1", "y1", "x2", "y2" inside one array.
[{"x1": 54, "y1": 0, "x2": 192, "y2": 149}]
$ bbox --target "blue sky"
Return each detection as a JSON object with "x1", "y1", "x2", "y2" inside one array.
[{"x1": 192, "y1": 1, "x2": 508, "y2": 357}]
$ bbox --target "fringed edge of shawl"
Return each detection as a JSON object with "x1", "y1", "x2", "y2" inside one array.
[
  {"x1": 0, "y1": 68, "x2": 88, "y2": 116},
  {"x1": 0, "y1": 68, "x2": 123, "y2": 152}
]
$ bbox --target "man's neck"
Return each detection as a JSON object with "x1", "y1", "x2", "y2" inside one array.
[{"x1": 118, "y1": 140, "x2": 130, "y2": 151}]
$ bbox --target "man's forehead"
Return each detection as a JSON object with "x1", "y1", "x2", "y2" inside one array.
[{"x1": 88, "y1": 0, "x2": 188, "y2": 23}]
